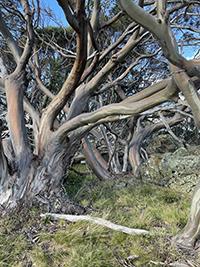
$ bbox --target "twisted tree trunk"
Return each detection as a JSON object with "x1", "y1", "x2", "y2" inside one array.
[
  {"x1": 0, "y1": 137, "x2": 86, "y2": 215},
  {"x1": 173, "y1": 181, "x2": 200, "y2": 248}
]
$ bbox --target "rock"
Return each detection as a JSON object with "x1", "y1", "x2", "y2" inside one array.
[
  {"x1": 146, "y1": 134, "x2": 183, "y2": 155},
  {"x1": 188, "y1": 145, "x2": 200, "y2": 155},
  {"x1": 139, "y1": 135, "x2": 200, "y2": 193},
  {"x1": 172, "y1": 147, "x2": 189, "y2": 157},
  {"x1": 115, "y1": 182, "x2": 127, "y2": 188},
  {"x1": 139, "y1": 156, "x2": 162, "y2": 185},
  {"x1": 114, "y1": 178, "x2": 139, "y2": 189}
]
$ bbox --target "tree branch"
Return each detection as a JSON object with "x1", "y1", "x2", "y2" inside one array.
[
  {"x1": 53, "y1": 79, "x2": 178, "y2": 143},
  {"x1": 56, "y1": 0, "x2": 79, "y2": 32},
  {"x1": 67, "y1": 31, "x2": 149, "y2": 121},
  {"x1": 0, "y1": 10, "x2": 22, "y2": 63},
  {"x1": 100, "y1": 11, "x2": 124, "y2": 29},
  {"x1": 39, "y1": 0, "x2": 88, "y2": 151},
  {"x1": 15, "y1": 0, "x2": 34, "y2": 73},
  {"x1": 117, "y1": 0, "x2": 200, "y2": 78},
  {"x1": 40, "y1": 213, "x2": 150, "y2": 235}
]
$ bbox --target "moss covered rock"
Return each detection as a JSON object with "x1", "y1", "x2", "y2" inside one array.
[
  {"x1": 140, "y1": 135, "x2": 200, "y2": 193},
  {"x1": 146, "y1": 134, "x2": 182, "y2": 155}
]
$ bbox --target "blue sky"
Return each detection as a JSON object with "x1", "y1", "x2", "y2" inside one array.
[
  {"x1": 42, "y1": 0, "x2": 68, "y2": 26},
  {"x1": 41, "y1": 1, "x2": 196, "y2": 59}
]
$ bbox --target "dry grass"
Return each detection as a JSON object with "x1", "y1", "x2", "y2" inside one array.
[{"x1": 0, "y1": 164, "x2": 199, "y2": 266}]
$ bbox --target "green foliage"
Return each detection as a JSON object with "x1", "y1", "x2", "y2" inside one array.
[
  {"x1": 46, "y1": 59, "x2": 65, "y2": 93},
  {"x1": 36, "y1": 26, "x2": 73, "y2": 47},
  {"x1": 65, "y1": 164, "x2": 98, "y2": 199}
]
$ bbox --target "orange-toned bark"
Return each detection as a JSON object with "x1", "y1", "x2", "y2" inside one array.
[
  {"x1": 5, "y1": 73, "x2": 32, "y2": 169},
  {"x1": 38, "y1": 0, "x2": 88, "y2": 152},
  {"x1": 82, "y1": 136, "x2": 111, "y2": 180}
]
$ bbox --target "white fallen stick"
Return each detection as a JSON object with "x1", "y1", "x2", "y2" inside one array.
[
  {"x1": 40, "y1": 213, "x2": 150, "y2": 235},
  {"x1": 146, "y1": 261, "x2": 190, "y2": 267}
]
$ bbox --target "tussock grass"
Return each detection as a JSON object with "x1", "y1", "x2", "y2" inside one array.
[
  {"x1": 0, "y1": 164, "x2": 198, "y2": 266},
  {"x1": 0, "y1": 231, "x2": 29, "y2": 267}
]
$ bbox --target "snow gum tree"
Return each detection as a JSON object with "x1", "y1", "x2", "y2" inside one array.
[{"x1": 0, "y1": 0, "x2": 200, "y2": 248}]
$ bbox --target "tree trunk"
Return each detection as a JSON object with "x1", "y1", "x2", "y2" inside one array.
[
  {"x1": 82, "y1": 135, "x2": 111, "y2": 180},
  {"x1": 129, "y1": 112, "x2": 183, "y2": 175},
  {"x1": 0, "y1": 138, "x2": 9, "y2": 193},
  {"x1": 172, "y1": 181, "x2": 200, "y2": 248},
  {"x1": 0, "y1": 139, "x2": 86, "y2": 216}
]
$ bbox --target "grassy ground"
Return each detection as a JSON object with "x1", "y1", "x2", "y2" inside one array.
[{"x1": 0, "y1": 164, "x2": 199, "y2": 267}]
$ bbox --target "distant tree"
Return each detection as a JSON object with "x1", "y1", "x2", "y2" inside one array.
[{"x1": 0, "y1": 0, "x2": 200, "y2": 248}]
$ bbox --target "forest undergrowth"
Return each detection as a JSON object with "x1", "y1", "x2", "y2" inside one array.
[{"x1": 0, "y1": 164, "x2": 199, "y2": 267}]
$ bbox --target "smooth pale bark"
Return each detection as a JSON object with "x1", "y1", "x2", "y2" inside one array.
[
  {"x1": 117, "y1": 0, "x2": 200, "y2": 78},
  {"x1": 65, "y1": 15, "x2": 158, "y2": 179},
  {"x1": 0, "y1": 10, "x2": 21, "y2": 63},
  {"x1": 100, "y1": 125, "x2": 120, "y2": 173},
  {"x1": 41, "y1": 213, "x2": 150, "y2": 235},
  {"x1": 44, "y1": 79, "x2": 178, "y2": 183},
  {"x1": 84, "y1": 129, "x2": 109, "y2": 171},
  {"x1": 56, "y1": 0, "x2": 79, "y2": 31},
  {"x1": 54, "y1": 78, "x2": 178, "y2": 142},
  {"x1": 82, "y1": 135, "x2": 111, "y2": 180},
  {"x1": 170, "y1": 63, "x2": 200, "y2": 129},
  {"x1": 87, "y1": 0, "x2": 100, "y2": 61},
  {"x1": 156, "y1": 0, "x2": 166, "y2": 20},
  {"x1": 129, "y1": 113, "x2": 182, "y2": 175},
  {"x1": 0, "y1": 11, "x2": 39, "y2": 153},
  {"x1": 117, "y1": 0, "x2": 180, "y2": 64},
  {"x1": 67, "y1": 30, "x2": 149, "y2": 121},
  {"x1": 39, "y1": 0, "x2": 88, "y2": 150},
  {"x1": 5, "y1": 74, "x2": 31, "y2": 161},
  {"x1": 3, "y1": 0, "x2": 34, "y2": 169},
  {"x1": 173, "y1": 181, "x2": 200, "y2": 248},
  {"x1": 1, "y1": 0, "x2": 34, "y2": 169},
  {"x1": 65, "y1": 77, "x2": 176, "y2": 180}
]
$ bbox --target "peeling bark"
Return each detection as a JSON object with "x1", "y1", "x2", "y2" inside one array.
[{"x1": 0, "y1": 138, "x2": 9, "y2": 192}]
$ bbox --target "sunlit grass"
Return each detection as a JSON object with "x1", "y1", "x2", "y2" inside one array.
[
  {"x1": 0, "y1": 232, "x2": 29, "y2": 267},
  {"x1": 0, "y1": 164, "x2": 194, "y2": 266}
]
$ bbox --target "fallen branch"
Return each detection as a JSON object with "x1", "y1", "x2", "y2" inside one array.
[
  {"x1": 40, "y1": 213, "x2": 150, "y2": 235},
  {"x1": 143, "y1": 261, "x2": 192, "y2": 267}
]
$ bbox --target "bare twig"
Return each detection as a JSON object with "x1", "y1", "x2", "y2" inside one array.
[{"x1": 158, "y1": 110, "x2": 184, "y2": 145}]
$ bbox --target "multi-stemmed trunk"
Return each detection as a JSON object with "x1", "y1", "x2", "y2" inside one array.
[
  {"x1": 0, "y1": 132, "x2": 87, "y2": 215},
  {"x1": 1, "y1": 0, "x2": 200, "y2": 250}
]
